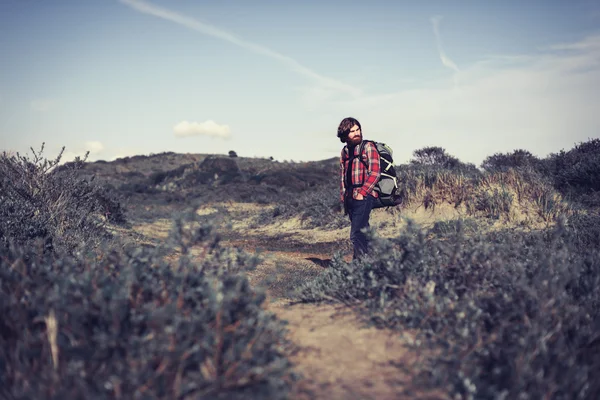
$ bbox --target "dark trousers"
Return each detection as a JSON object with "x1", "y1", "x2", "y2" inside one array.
[{"x1": 347, "y1": 195, "x2": 375, "y2": 260}]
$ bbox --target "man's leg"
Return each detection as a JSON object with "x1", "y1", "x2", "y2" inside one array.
[{"x1": 348, "y1": 196, "x2": 374, "y2": 260}]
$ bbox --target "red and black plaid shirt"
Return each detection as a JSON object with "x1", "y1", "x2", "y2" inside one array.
[{"x1": 340, "y1": 141, "x2": 381, "y2": 201}]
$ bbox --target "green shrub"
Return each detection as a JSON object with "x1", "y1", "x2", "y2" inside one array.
[
  {"x1": 428, "y1": 218, "x2": 482, "y2": 237},
  {"x1": 0, "y1": 144, "x2": 127, "y2": 254},
  {"x1": 410, "y1": 146, "x2": 480, "y2": 175},
  {"x1": 548, "y1": 138, "x2": 600, "y2": 206},
  {"x1": 296, "y1": 219, "x2": 600, "y2": 399},
  {"x1": 0, "y1": 211, "x2": 295, "y2": 399},
  {"x1": 470, "y1": 186, "x2": 514, "y2": 219},
  {"x1": 481, "y1": 149, "x2": 543, "y2": 173},
  {"x1": 565, "y1": 211, "x2": 600, "y2": 249}
]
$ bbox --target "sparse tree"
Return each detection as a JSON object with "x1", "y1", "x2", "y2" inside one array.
[
  {"x1": 411, "y1": 146, "x2": 460, "y2": 168},
  {"x1": 481, "y1": 149, "x2": 540, "y2": 172}
]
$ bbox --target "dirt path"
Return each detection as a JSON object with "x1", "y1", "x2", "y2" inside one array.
[
  {"x1": 271, "y1": 300, "x2": 412, "y2": 399},
  {"x1": 239, "y1": 245, "x2": 413, "y2": 399},
  {"x1": 131, "y1": 205, "x2": 416, "y2": 399}
]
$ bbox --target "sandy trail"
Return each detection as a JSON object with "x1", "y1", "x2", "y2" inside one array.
[
  {"x1": 132, "y1": 204, "x2": 416, "y2": 399},
  {"x1": 240, "y1": 245, "x2": 413, "y2": 400}
]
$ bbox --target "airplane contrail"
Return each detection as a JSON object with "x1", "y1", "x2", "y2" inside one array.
[
  {"x1": 431, "y1": 15, "x2": 460, "y2": 86},
  {"x1": 119, "y1": 0, "x2": 361, "y2": 97}
]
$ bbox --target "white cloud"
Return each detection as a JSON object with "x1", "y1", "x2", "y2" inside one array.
[
  {"x1": 59, "y1": 145, "x2": 144, "y2": 164},
  {"x1": 104, "y1": 148, "x2": 146, "y2": 161},
  {"x1": 85, "y1": 141, "x2": 105, "y2": 154},
  {"x1": 119, "y1": 0, "x2": 361, "y2": 98},
  {"x1": 58, "y1": 151, "x2": 86, "y2": 164},
  {"x1": 55, "y1": 141, "x2": 107, "y2": 164},
  {"x1": 546, "y1": 35, "x2": 600, "y2": 52},
  {"x1": 30, "y1": 98, "x2": 57, "y2": 112},
  {"x1": 173, "y1": 120, "x2": 231, "y2": 139}
]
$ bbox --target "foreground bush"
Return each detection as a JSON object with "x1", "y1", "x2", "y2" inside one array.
[
  {"x1": 0, "y1": 144, "x2": 126, "y2": 254},
  {"x1": 296, "y1": 214, "x2": 600, "y2": 399},
  {"x1": 0, "y1": 211, "x2": 295, "y2": 399}
]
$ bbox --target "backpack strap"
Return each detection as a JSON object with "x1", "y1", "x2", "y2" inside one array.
[
  {"x1": 360, "y1": 140, "x2": 371, "y2": 168},
  {"x1": 343, "y1": 145, "x2": 358, "y2": 214},
  {"x1": 344, "y1": 145, "x2": 357, "y2": 194}
]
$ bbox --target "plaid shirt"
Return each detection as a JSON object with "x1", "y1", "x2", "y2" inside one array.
[{"x1": 340, "y1": 140, "x2": 381, "y2": 201}]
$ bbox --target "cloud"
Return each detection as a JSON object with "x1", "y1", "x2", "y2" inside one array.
[
  {"x1": 104, "y1": 148, "x2": 146, "y2": 161},
  {"x1": 56, "y1": 141, "x2": 106, "y2": 164},
  {"x1": 328, "y1": 34, "x2": 600, "y2": 166},
  {"x1": 431, "y1": 16, "x2": 460, "y2": 87},
  {"x1": 58, "y1": 142, "x2": 145, "y2": 164},
  {"x1": 119, "y1": 0, "x2": 360, "y2": 98},
  {"x1": 545, "y1": 34, "x2": 600, "y2": 52},
  {"x1": 173, "y1": 120, "x2": 231, "y2": 139},
  {"x1": 30, "y1": 98, "x2": 57, "y2": 112},
  {"x1": 85, "y1": 141, "x2": 105, "y2": 155},
  {"x1": 58, "y1": 151, "x2": 88, "y2": 164}
]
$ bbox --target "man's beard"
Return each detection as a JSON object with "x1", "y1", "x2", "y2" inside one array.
[{"x1": 348, "y1": 135, "x2": 362, "y2": 146}]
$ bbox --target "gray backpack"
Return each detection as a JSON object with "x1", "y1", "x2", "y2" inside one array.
[{"x1": 358, "y1": 140, "x2": 402, "y2": 208}]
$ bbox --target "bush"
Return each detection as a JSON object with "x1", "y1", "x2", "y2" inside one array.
[
  {"x1": 410, "y1": 146, "x2": 479, "y2": 174},
  {"x1": 480, "y1": 149, "x2": 543, "y2": 173},
  {"x1": 0, "y1": 210, "x2": 295, "y2": 399},
  {"x1": 565, "y1": 211, "x2": 600, "y2": 249},
  {"x1": 296, "y1": 219, "x2": 600, "y2": 399},
  {"x1": 548, "y1": 138, "x2": 600, "y2": 206},
  {"x1": 0, "y1": 144, "x2": 127, "y2": 254},
  {"x1": 149, "y1": 164, "x2": 188, "y2": 186},
  {"x1": 411, "y1": 146, "x2": 458, "y2": 167},
  {"x1": 428, "y1": 218, "x2": 482, "y2": 237},
  {"x1": 470, "y1": 186, "x2": 514, "y2": 219}
]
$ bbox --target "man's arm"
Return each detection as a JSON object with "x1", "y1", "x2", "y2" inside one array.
[{"x1": 358, "y1": 142, "x2": 381, "y2": 197}]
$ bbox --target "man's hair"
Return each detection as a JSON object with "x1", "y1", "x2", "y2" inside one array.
[{"x1": 337, "y1": 117, "x2": 361, "y2": 143}]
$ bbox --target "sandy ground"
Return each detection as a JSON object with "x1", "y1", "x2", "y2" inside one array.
[
  {"x1": 246, "y1": 248, "x2": 415, "y2": 400},
  {"x1": 271, "y1": 301, "x2": 413, "y2": 400}
]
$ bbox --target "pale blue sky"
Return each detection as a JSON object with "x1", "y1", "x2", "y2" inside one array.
[{"x1": 1, "y1": 0, "x2": 599, "y2": 165}]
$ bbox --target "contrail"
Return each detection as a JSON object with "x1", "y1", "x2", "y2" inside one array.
[
  {"x1": 119, "y1": 0, "x2": 360, "y2": 97},
  {"x1": 431, "y1": 15, "x2": 460, "y2": 86}
]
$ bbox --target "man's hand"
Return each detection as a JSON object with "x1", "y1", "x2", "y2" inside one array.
[{"x1": 356, "y1": 193, "x2": 364, "y2": 200}]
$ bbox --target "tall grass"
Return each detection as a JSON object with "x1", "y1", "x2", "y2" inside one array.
[{"x1": 394, "y1": 165, "x2": 571, "y2": 224}]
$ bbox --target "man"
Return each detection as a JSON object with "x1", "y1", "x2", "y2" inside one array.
[{"x1": 338, "y1": 117, "x2": 381, "y2": 260}]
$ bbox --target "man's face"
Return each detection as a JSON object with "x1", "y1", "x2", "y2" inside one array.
[{"x1": 347, "y1": 125, "x2": 362, "y2": 146}]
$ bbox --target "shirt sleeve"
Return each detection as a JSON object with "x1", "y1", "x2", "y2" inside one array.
[{"x1": 359, "y1": 142, "x2": 381, "y2": 197}]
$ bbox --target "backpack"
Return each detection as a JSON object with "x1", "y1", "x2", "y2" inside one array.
[{"x1": 356, "y1": 140, "x2": 402, "y2": 209}]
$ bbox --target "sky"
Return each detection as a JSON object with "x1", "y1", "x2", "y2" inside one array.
[{"x1": 1, "y1": 0, "x2": 599, "y2": 166}]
